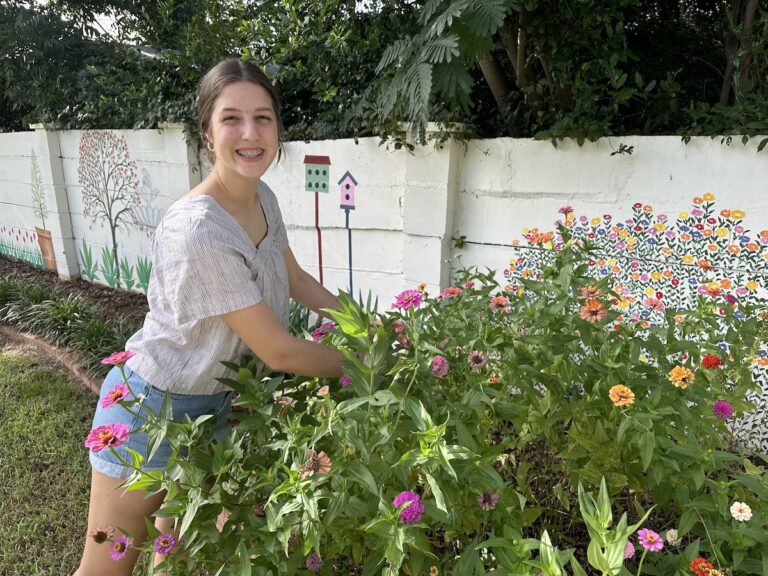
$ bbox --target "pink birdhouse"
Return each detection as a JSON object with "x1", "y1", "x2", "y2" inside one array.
[{"x1": 338, "y1": 171, "x2": 358, "y2": 210}]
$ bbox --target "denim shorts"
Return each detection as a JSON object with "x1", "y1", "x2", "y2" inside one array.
[{"x1": 89, "y1": 365, "x2": 233, "y2": 479}]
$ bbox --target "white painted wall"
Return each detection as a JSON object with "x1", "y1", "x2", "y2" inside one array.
[{"x1": 2, "y1": 128, "x2": 768, "y2": 308}]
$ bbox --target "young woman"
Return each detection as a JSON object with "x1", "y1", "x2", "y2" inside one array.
[{"x1": 74, "y1": 59, "x2": 345, "y2": 576}]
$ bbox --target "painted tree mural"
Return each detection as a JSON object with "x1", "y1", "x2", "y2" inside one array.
[{"x1": 77, "y1": 131, "x2": 140, "y2": 284}]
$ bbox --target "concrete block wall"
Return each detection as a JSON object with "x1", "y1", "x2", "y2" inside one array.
[{"x1": 2, "y1": 127, "x2": 768, "y2": 308}]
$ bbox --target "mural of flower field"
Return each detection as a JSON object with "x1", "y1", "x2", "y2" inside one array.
[
  {"x1": 507, "y1": 193, "x2": 768, "y2": 452},
  {"x1": 0, "y1": 226, "x2": 44, "y2": 269}
]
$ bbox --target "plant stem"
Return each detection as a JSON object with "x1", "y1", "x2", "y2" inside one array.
[{"x1": 635, "y1": 548, "x2": 648, "y2": 575}]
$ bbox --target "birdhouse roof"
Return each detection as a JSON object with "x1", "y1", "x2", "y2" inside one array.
[
  {"x1": 303, "y1": 155, "x2": 331, "y2": 165},
  {"x1": 337, "y1": 171, "x2": 358, "y2": 186}
]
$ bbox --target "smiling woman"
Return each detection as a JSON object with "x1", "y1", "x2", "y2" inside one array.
[{"x1": 74, "y1": 59, "x2": 348, "y2": 576}]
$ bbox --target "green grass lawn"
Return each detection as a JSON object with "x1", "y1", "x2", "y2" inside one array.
[{"x1": 0, "y1": 347, "x2": 94, "y2": 575}]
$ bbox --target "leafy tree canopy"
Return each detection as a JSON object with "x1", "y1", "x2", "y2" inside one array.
[{"x1": 1, "y1": 0, "x2": 766, "y2": 148}]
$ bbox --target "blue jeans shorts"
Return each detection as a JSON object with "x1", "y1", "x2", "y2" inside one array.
[{"x1": 89, "y1": 365, "x2": 233, "y2": 479}]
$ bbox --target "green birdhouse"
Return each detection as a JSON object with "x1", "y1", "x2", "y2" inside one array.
[{"x1": 304, "y1": 155, "x2": 331, "y2": 193}]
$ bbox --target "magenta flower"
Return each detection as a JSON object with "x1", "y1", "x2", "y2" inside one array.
[
  {"x1": 467, "y1": 350, "x2": 487, "y2": 369},
  {"x1": 153, "y1": 533, "x2": 176, "y2": 555},
  {"x1": 624, "y1": 540, "x2": 635, "y2": 559},
  {"x1": 110, "y1": 533, "x2": 132, "y2": 561},
  {"x1": 393, "y1": 289, "x2": 423, "y2": 310},
  {"x1": 311, "y1": 322, "x2": 335, "y2": 341},
  {"x1": 305, "y1": 551, "x2": 323, "y2": 573},
  {"x1": 477, "y1": 490, "x2": 500, "y2": 511},
  {"x1": 712, "y1": 400, "x2": 734, "y2": 419},
  {"x1": 100, "y1": 384, "x2": 130, "y2": 408},
  {"x1": 340, "y1": 374, "x2": 351, "y2": 387},
  {"x1": 84, "y1": 423, "x2": 130, "y2": 452},
  {"x1": 101, "y1": 350, "x2": 136, "y2": 366},
  {"x1": 392, "y1": 490, "x2": 425, "y2": 524},
  {"x1": 431, "y1": 355, "x2": 449, "y2": 378},
  {"x1": 636, "y1": 528, "x2": 663, "y2": 552}
]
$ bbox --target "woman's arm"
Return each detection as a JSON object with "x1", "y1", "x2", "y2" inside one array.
[
  {"x1": 221, "y1": 302, "x2": 344, "y2": 377},
  {"x1": 283, "y1": 247, "x2": 340, "y2": 317}
]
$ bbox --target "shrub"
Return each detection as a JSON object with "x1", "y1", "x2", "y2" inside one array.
[{"x1": 90, "y1": 228, "x2": 768, "y2": 574}]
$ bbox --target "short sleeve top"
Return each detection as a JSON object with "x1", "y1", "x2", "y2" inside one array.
[{"x1": 125, "y1": 181, "x2": 290, "y2": 395}]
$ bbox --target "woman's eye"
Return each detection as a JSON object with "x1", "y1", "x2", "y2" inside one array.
[{"x1": 222, "y1": 116, "x2": 237, "y2": 122}]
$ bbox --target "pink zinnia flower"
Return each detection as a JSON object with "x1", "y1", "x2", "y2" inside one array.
[
  {"x1": 431, "y1": 355, "x2": 449, "y2": 378},
  {"x1": 100, "y1": 384, "x2": 130, "y2": 408},
  {"x1": 87, "y1": 525, "x2": 115, "y2": 544},
  {"x1": 110, "y1": 533, "x2": 132, "y2": 561},
  {"x1": 467, "y1": 350, "x2": 486, "y2": 369},
  {"x1": 101, "y1": 350, "x2": 136, "y2": 366},
  {"x1": 624, "y1": 540, "x2": 635, "y2": 559},
  {"x1": 441, "y1": 286, "x2": 463, "y2": 299},
  {"x1": 84, "y1": 423, "x2": 130, "y2": 452},
  {"x1": 153, "y1": 533, "x2": 176, "y2": 555},
  {"x1": 316, "y1": 385, "x2": 329, "y2": 397},
  {"x1": 477, "y1": 490, "x2": 499, "y2": 511},
  {"x1": 392, "y1": 490, "x2": 424, "y2": 524},
  {"x1": 311, "y1": 322, "x2": 335, "y2": 341},
  {"x1": 463, "y1": 281, "x2": 475, "y2": 290},
  {"x1": 301, "y1": 449, "x2": 332, "y2": 478},
  {"x1": 393, "y1": 289, "x2": 423, "y2": 310},
  {"x1": 305, "y1": 551, "x2": 323, "y2": 573},
  {"x1": 340, "y1": 374, "x2": 351, "y2": 387},
  {"x1": 489, "y1": 295, "x2": 510, "y2": 312},
  {"x1": 713, "y1": 400, "x2": 734, "y2": 419},
  {"x1": 636, "y1": 528, "x2": 663, "y2": 552}
]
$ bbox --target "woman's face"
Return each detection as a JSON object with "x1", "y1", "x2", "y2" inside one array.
[{"x1": 205, "y1": 80, "x2": 279, "y2": 181}]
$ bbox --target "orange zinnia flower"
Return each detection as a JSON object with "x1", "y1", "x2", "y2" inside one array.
[
  {"x1": 668, "y1": 366, "x2": 695, "y2": 389},
  {"x1": 609, "y1": 385, "x2": 635, "y2": 407},
  {"x1": 579, "y1": 299, "x2": 607, "y2": 323}
]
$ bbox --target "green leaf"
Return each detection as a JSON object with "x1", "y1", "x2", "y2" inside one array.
[
  {"x1": 425, "y1": 473, "x2": 447, "y2": 514},
  {"x1": 238, "y1": 541, "x2": 252, "y2": 576},
  {"x1": 346, "y1": 461, "x2": 380, "y2": 496}
]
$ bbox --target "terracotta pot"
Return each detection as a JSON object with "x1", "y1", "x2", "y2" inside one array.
[{"x1": 35, "y1": 226, "x2": 57, "y2": 271}]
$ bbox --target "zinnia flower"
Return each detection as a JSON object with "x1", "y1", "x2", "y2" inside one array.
[
  {"x1": 101, "y1": 350, "x2": 136, "y2": 366},
  {"x1": 579, "y1": 299, "x2": 608, "y2": 323},
  {"x1": 392, "y1": 490, "x2": 424, "y2": 524},
  {"x1": 393, "y1": 289, "x2": 422, "y2": 310},
  {"x1": 489, "y1": 295, "x2": 510, "y2": 312},
  {"x1": 668, "y1": 366, "x2": 695, "y2": 389},
  {"x1": 84, "y1": 423, "x2": 130, "y2": 452},
  {"x1": 665, "y1": 529, "x2": 681, "y2": 546},
  {"x1": 730, "y1": 501, "x2": 752, "y2": 522},
  {"x1": 712, "y1": 400, "x2": 734, "y2": 419},
  {"x1": 153, "y1": 533, "x2": 176, "y2": 555},
  {"x1": 467, "y1": 350, "x2": 487, "y2": 369},
  {"x1": 110, "y1": 533, "x2": 132, "y2": 561},
  {"x1": 690, "y1": 557, "x2": 715, "y2": 576},
  {"x1": 609, "y1": 385, "x2": 635, "y2": 407},
  {"x1": 300, "y1": 449, "x2": 332, "y2": 478},
  {"x1": 636, "y1": 528, "x2": 663, "y2": 552},
  {"x1": 578, "y1": 286, "x2": 604, "y2": 300},
  {"x1": 315, "y1": 385, "x2": 329, "y2": 397},
  {"x1": 624, "y1": 540, "x2": 635, "y2": 559},
  {"x1": 305, "y1": 551, "x2": 323, "y2": 573},
  {"x1": 340, "y1": 374, "x2": 351, "y2": 387},
  {"x1": 100, "y1": 384, "x2": 130, "y2": 408},
  {"x1": 701, "y1": 354, "x2": 723, "y2": 369},
  {"x1": 431, "y1": 355, "x2": 449, "y2": 378},
  {"x1": 311, "y1": 322, "x2": 335, "y2": 341},
  {"x1": 477, "y1": 490, "x2": 500, "y2": 511},
  {"x1": 441, "y1": 286, "x2": 463, "y2": 299}
]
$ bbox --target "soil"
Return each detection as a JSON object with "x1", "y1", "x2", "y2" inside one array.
[{"x1": 0, "y1": 255, "x2": 149, "y2": 324}]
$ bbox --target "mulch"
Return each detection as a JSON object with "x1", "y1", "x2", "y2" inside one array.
[{"x1": 0, "y1": 255, "x2": 149, "y2": 324}]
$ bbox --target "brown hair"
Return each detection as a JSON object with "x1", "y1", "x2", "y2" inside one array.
[{"x1": 197, "y1": 58, "x2": 284, "y2": 163}]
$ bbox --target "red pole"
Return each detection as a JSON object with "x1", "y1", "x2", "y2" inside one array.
[{"x1": 315, "y1": 191, "x2": 324, "y2": 285}]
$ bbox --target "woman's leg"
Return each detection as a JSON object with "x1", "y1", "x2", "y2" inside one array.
[{"x1": 73, "y1": 469, "x2": 166, "y2": 576}]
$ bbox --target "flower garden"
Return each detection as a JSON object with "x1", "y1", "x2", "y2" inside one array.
[{"x1": 84, "y1": 194, "x2": 767, "y2": 575}]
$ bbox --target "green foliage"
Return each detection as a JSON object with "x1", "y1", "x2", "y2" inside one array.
[
  {"x1": 119, "y1": 256, "x2": 134, "y2": 291},
  {"x1": 30, "y1": 150, "x2": 47, "y2": 229},
  {"x1": 0, "y1": 276, "x2": 140, "y2": 374},
  {"x1": 101, "y1": 239, "x2": 768, "y2": 574}
]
